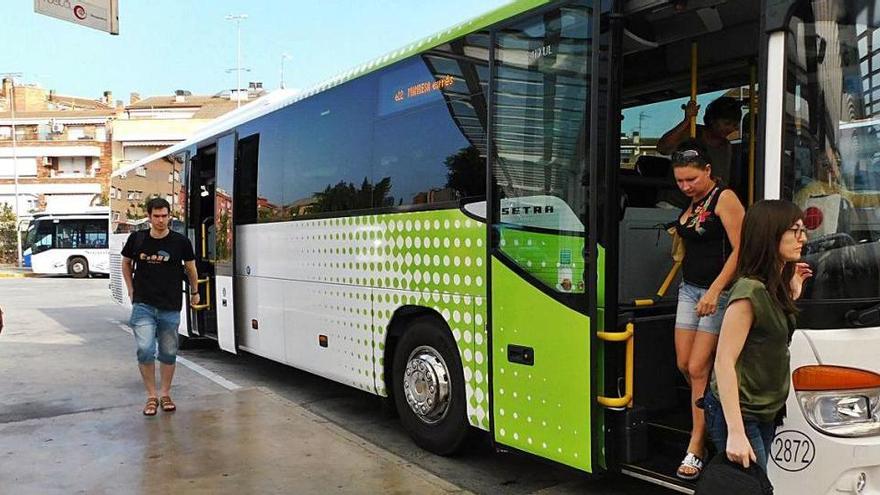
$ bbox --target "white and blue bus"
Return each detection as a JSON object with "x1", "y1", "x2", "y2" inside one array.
[{"x1": 25, "y1": 208, "x2": 110, "y2": 277}]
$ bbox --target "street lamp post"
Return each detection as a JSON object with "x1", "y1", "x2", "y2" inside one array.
[
  {"x1": 225, "y1": 14, "x2": 248, "y2": 108},
  {"x1": 280, "y1": 53, "x2": 292, "y2": 90},
  {"x1": 2, "y1": 72, "x2": 23, "y2": 267}
]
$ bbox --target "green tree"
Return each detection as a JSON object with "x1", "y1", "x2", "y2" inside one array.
[
  {"x1": 311, "y1": 176, "x2": 392, "y2": 213},
  {"x1": 445, "y1": 146, "x2": 486, "y2": 198},
  {"x1": 216, "y1": 211, "x2": 230, "y2": 261},
  {"x1": 0, "y1": 204, "x2": 20, "y2": 264}
]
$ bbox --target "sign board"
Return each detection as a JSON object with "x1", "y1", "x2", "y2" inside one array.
[{"x1": 34, "y1": 0, "x2": 119, "y2": 35}]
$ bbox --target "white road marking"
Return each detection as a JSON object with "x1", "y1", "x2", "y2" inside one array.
[
  {"x1": 112, "y1": 320, "x2": 241, "y2": 391},
  {"x1": 175, "y1": 356, "x2": 241, "y2": 390}
]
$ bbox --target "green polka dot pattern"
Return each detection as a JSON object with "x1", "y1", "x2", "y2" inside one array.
[
  {"x1": 490, "y1": 257, "x2": 592, "y2": 471},
  {"x1": 284, "y1": 209, "x2": 489, "y2": 430}
]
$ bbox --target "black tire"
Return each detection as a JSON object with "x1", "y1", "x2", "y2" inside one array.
[
  {"x1": 392, "y1": 315, "x2": 469, "y2": 456},
  {"x1": 68, "y1": 257, "x2": 89, "y2": 278}
]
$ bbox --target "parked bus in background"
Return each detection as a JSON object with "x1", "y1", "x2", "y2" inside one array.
[
  {"x1": 24, "y1": 208, "x2": 109, "y2": 277},
  {"x1": 109, "y1": 1, "x2": 880, "y2": 493}
]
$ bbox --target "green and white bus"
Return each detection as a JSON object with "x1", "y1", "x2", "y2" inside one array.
[{"x1": 111, "y1": 1, "x2": 880, "y2": 493}]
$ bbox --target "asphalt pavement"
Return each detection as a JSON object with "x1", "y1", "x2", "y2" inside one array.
[{"x1": 0, "y1": 278, "x2": 675, "y2": 494}]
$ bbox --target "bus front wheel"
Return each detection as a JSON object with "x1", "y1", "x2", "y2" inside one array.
[
  {"x1": 392, "y1": 316, "x2": 469, "y2": 456},
  {"x1": 68, "y1": 257, "x2": 89, "y2": 278}
]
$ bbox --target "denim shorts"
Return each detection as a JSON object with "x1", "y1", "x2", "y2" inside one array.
[
  {"x1": 703, "y1": 390, "x2": 776, "y2": 471},
  {"x1": 675, "y1": 282, "x2": 730, "y2": 335},
  {"x1": 129, "y1": 302, "x2": 181, "y2": 365}
]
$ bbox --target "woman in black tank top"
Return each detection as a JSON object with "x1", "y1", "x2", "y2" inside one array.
[{"x1": 669, "y1": 143, "x2": 745, "y2": 480}]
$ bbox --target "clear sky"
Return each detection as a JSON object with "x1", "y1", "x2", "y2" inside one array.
[{"x1": 1, "y1": 0, "x2": 509, "y2": 103}]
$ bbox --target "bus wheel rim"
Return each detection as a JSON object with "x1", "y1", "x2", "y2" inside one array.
[
  {"x1": 73, "y1": 262, "x2": 84, "y2": 273},
  {"x1": 403, "y1": 345, "x2": 451, "y2": 424}
]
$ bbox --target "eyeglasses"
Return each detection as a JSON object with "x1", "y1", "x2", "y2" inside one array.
[
  {"x1": 671, "y1": 149, "x2": 707, "y2": 164},
  {"x1": 788, "y1": 226, "x2": 808, "y2": 238}
]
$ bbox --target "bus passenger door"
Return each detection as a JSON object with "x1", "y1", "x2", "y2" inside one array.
[
  {"x1": 489, "y1": 2, "x2": 598, "y2": 473},
  {"x1": 214, "y1": 133, "x2": 237, "y2": 353}
]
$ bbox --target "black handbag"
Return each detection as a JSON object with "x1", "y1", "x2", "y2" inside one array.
[{"x1": 695, "y1": 453, "x2": 774, "y2": 495}]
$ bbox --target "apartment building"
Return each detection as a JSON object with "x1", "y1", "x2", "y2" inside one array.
[{"x1": 0, "y1": 78, "x2": 115, "y2": 218}]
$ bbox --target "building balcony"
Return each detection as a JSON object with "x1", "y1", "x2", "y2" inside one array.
[{"x1": 0, "y1": 133, "x2": 99, "y2": 143}]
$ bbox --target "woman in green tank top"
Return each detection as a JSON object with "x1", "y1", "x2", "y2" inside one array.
[{"x1": 704, "y1": 200, "x2": 813, "y2": 472}]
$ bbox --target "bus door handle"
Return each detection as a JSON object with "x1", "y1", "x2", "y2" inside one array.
[
  {"x1": 191, "y1": 277, "x2": 212, "y2": 311},
  {"x1": 597, "y1": 322, "x2": 634, "y2": 409}
]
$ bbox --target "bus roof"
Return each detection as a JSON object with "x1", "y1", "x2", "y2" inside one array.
[
  {"x1": 113, "y1": 0, "x2": 549, "y2": 178},
  {"x1": 31, "y1": 207, "x2": 110, "y2": 219}
]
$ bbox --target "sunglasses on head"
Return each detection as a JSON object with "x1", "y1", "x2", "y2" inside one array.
[{"x1": 671, "y1": 149, "x2": 707, "y2": 164}]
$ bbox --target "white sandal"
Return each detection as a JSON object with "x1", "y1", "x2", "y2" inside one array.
[{"x1": 676, "y1": 452, "x2": 704, "y2": 480}]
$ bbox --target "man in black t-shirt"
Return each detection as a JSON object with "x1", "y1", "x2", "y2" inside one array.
[{"x1": 121, "y1": 198, "x2": 199, "y2": 416}]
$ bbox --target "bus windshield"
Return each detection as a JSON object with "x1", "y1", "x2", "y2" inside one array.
[
  {"x1": 27, "y1": 217, "x2": 109, "y2": 254},
  {"x1": 784, "y1": 0, "x2": 880, "y2": 319},
  {"x1": 27, "y1": 220, "x2": 56, "y2": 255}
]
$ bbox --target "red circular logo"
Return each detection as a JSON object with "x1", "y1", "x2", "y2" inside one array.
[
  {"x1": 73, "y1": 5, "x2": 87, "y2": 20},
  {"x1": 804, "y1": 206, "x2": 823, "y2": 230}
]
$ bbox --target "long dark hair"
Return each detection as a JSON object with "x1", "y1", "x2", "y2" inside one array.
[{"x1": 736, "y1": 200, "x2": 804, "y2": 314}]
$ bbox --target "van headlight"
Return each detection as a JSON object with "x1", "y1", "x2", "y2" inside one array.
[{"x1": 793, "y1": 366, "x2": 880, "y2": 438}]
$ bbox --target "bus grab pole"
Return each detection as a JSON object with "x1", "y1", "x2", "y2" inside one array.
[
  {"x1": 635, "y1": 43, "x2": 698, "y2": 308},
  {"x1": 749, "y1": 64, "x2": 757, "y2": 205},
  {"x1": 690, "y1": 42, "x2": 698, "y2": 138}
]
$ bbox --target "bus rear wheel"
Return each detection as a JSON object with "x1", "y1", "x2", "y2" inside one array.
[
  {"x1": 392, "y1": 316, "x2": 469, "y2": 456},
  {"x1": 68, "y1": 257, "x2": 89, "y2": 278}
]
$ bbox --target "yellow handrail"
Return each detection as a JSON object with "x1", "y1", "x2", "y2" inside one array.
[
  {"x1": 190, "y1": 277, "x2": 211, "y2": 311},
  {"x1": 597, "y1": 322, "x2": 634, "y2": 408},
  {"x1": 656, "y1": 261, "x2": 682, "y2": 299},
  {"x1": 689, "y1": 42, "x2": 698, "y2": 139}
]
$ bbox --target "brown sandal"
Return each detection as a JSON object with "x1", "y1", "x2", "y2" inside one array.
[
  {"x1": 159, "y1": 396, "x2": 176, "y2": 412},
  {"x1": 143, "y1": 397, "x2": 159, "y2": 416}
]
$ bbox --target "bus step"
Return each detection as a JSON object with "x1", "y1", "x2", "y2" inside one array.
[
  {"x1": 621, "y1": 459, "x2": 696, "y2": 495},
  {"x1": 647, "y1": 408, "x2": 692, "y2": 445},
  {"x1": 647, "y1": 421, "x2": 690, "y2": 449},
  {"x1": 179, "y1": 335, "x2": 218, "y2": 350}
]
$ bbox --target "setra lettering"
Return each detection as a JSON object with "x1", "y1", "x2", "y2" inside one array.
[{"x1": 500, "y1": 205, "x2": 555, "y2": 216}]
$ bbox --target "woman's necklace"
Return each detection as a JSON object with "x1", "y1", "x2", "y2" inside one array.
[{"x1": 686, "y1": 184, "x2": 718, "y2": 235}]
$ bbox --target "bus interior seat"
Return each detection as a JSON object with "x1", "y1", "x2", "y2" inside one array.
[
  {"x1": 618, "y1": 207, "x2": 681, "y2": 305},
  {"x1": 619, "y1": 207, "x2": 683, "y2": 415},
  {"x1": 618, "y1": 167, "x2": 644, "y2": 210},
  {"x1": 618, "y1": 155, "x2": 673, "y2": 208},
  {"x1": 635, "y1": 155, "x2": 672, "y2": 178}
]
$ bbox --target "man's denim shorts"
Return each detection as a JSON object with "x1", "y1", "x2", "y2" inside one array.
[
  {"x1": 129, "y1": 302, "x2": 181, "y2": 364},
  {"x1": 675, "y1": 282, "x2": 730, "y2": 335}
]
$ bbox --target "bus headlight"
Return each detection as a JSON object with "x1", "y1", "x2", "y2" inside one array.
[
  {"x1": 793, "y1": 366, "x2": 880, "y2": 438},
  {"x1": 797, "y1": 389, "x2": 880, "y2": 437}
]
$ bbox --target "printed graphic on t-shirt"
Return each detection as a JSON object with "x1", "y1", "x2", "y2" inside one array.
[{"x1": 139, "y1": 250, "x2": 171, "y2": 263}]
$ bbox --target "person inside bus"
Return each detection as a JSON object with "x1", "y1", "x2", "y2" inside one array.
[
  {"x1": 671, "y1": 142, "x2": 745, "y2": 480},
  {"x1": 658, "y1": 96, "x2": 742, "y2": 187},
  {"x1": 703, "y1": 199, "x2": 812, "y2": 472}
]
